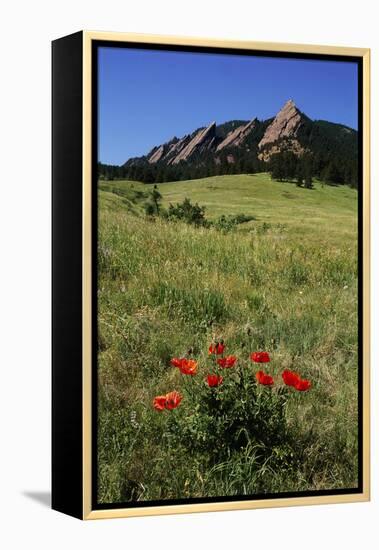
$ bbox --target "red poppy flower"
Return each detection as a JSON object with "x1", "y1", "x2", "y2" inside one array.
[
  {"x1": 178, "y1": 359, "x2": 198, "y2": 376},
  {"x1": 165, "y1": 391, "x2": 183, "y2": 409},
  {"x1": 209, "y1": 342, "x2": 225, "y2": 355},
  {"x1": 282, "y1": 369, "x2": 301, "y2": 387},
  {"x1": 206, "y1": 374, "x2": 224, "y2": 387},
  {"x1": 170, "y1": 357, "x2": 198, "y2": 375},
  {"x1": 170, "y1": 357, "x2": 184, "y2": 369},
  {"x1": 255, "y1": 370, "x2": 274, "y2": 386},
  {"x1": 250, "y1": 351, "x2": 271, "y2": 363},
  {"x1": 295, "y1": 378, "x2": 311, "y2": 392},
  {"x1": 217, "y1": 355, "x2": 237, "y2": 368},
  {"x1": 153, "y1": 395, "x2": 167, "y2": 411}
]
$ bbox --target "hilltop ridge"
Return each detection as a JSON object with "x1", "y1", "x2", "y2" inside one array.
[{"x1": 99, "y1": 100, "x2": 358, "y2": 187}]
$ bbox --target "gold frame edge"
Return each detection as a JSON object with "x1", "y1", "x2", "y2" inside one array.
[
  {"x1": 81, "y1": 31, "x2": 371, "y2": 520},
  {"x1": 83, "y1": 30, "x2": 93, "y2": 520}
]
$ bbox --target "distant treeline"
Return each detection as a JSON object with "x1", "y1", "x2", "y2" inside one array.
[
  {"x1": 268, "y1": 151, "x2": 358, "y2": 188},
  {"x1": 98, "y1": 149, "x2": 358, "y2": 188},
  {"x1": 98, "y1": 151, "x2": 264, "y2": 183}
]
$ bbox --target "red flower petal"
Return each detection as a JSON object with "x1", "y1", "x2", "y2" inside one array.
[
  {"x1": 250, "y1": 351, "x2": 271, "y2": 363},
  {"x1": 170, "y1": 357, "x2": 184, "y2": 368},
  {"x1": 209, "y1": 342, "x2": 225, "y2": 355},
  {"x1": 153, "y1": 395, "x2": 167, "y2": 411},
  {"x1": 171, "y1": 357, "x2": 198, "y2": 375},
  {"x1": 178, "y1": 359, "x2": 198, "y2": 376},
  {"x1": 255, "y1": 370, "x2": 274, "y2": 386},
  {"x1": 225, "y1": 355, "x2": 237, "y2": 367},
  {"x1": 255, "y1": 370, "x2": 265, "y2": 383},
  {"x1": 282, "y1": 369, "x2": 301, "y2": 387},
  {"x1": 295, "y1": 379, "x2": 311, "y2": 392},
  {"x1": 206, "y1": 374, "x2": 223, "y2": 387},
  {"x1": 216, "y1": 343, "x2": 225, "y2": 354},
  {"x1": 165, "y1": 391, "x2": 183, "y2": 409},
  {"x1": 262, "y1": 374, "x2": 274, "y2": 386},
  {"x1": 217, "y1": 355, "x2": 237, "y2": 368}
]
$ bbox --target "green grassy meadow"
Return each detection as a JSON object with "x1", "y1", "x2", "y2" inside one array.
[{"x1": 97, "y1": 173, "x2": 358, "y2": 504}]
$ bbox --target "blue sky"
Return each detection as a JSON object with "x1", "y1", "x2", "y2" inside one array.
[{"x1": 98, "y1": 47, "x2": 358, "y2": 165}]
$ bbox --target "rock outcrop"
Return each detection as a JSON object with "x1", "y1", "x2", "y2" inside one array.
[
  {"x1": 148, "y1": 123, "x2": 217, "y2": 165},
  {"x1": 123, "y1": 100, "x2": 357, "y2": 175},
  {"x1": 258, "y1": 100, "x2": 304, "y2": 150},
  {"x1": 148, "y1": 144, "x2": 165, "y2": 164},
  {"x1": 170, "y1": 122, "x2": 216, "y2": 164},
  {"x1": 216, "y1": 118, "x2": 257, "y2": 151},
  {"x1": 258, "y1": 139, "x2": 306, "y2": 162},
  {"x1": 164, "y1": 136, "x2": 191, "y2": 163}
]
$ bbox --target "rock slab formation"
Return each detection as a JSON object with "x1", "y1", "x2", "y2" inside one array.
[
  {"x1": 259, "y1": 100, "x2": 304, "y2": 149},
  {"x1": 123, "y1": 99, "x2": 357, "y2": 169},
  {"x1": 216, "y1": 118, "x2": 257, "y2": 151}
]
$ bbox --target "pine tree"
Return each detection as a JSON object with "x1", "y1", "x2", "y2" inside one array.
[
  {"x1": 270, "y1": 154, "x2": 285, "y2": 181},
  {"x1": 296, "y1": 161, "x2": 304, "y2": 187},
  {"x1": 303, "y1": 154, "x2": 314, "y2": 189},
  {"x1": 151, "y1": 185, "x2": 162, "y2": 214}
]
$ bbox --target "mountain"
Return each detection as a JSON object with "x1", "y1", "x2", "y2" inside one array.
[
  {"x1": 260, "y1": 100, "x2": 303, "y2": 146},
  {"x1": 99, "y1": 100, "x2": 358, "y2": 186},
  {"x1": 216, "y1": 118, "x2": 258, "y2": 151},
  {"x1": 139, "y1": 117, "x2": 266, "y2": 166},
  {"x1": 257, "y1": 99, "x2": 309, "y2": 160}
]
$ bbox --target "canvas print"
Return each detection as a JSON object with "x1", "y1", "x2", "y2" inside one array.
[{"x1": 96, "y1": 45, "x2": 360, "y2": 506}]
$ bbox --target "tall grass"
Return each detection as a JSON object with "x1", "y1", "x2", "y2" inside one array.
[{"x1": 97, "y1": 175, "x2": 358, "y2": 503}]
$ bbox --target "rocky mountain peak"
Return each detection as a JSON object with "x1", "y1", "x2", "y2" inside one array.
[
  {"x1": 122, "y1": 100, "x2": 357, "y2": 179},
  {"x1": 148, "y1": 144, "x2": 165, "y2": 163},
  {"x1": 283, "y1": 98, "x2": 296, "y2": 109},
  {"x1": 216, "y1": 117, "x2": 257, "y2": 152},
  {"x1": 258, "y1": 100, "x2": 304, "y2": 150},
  {"x1": 170, "y1": 121, "x2": 217, "y2": 165}
]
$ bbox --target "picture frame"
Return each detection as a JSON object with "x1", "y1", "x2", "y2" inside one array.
[{"x1": 52, "y1": 30, "x2": 370, "y2": 520}]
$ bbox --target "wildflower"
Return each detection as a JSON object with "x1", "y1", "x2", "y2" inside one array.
[
  {"x1": 209, "y1": 342, "x2": 225, "y2": 355},
  {"x1": 250, "y1": 351, "x2": 271, "y2": 363},
  {"x1": 130, "y1": 410, "x2": 139, "y2": 429},
  {"x1": 282, "y1": 370, "x2": 311, "y2": 391},
  {"x1": 294, "y1": 378, "x2": 311, "y2": 392},
  {"x1": 217, "y1": 355, "x2": 237, "y2": 368},
  {"x1": 170, "y1": 357, "x2": 198, "y2": 375},
  {"x1": 255, "y1": 370, "x2": 274, "y2": 386},
  {"x1": 153, "y1": 391, "x2": 183, "y2": 411},
  {"x1": 282, "y1": 369, "x2": 301, "y2": 387},
  {"x1": 170, "y1": 357, "x2": 184, "y2": 368},
  {"x1": 178, "y1": 359, "x2": 198, "y2": 375},
  {"x1": 165, "y1": 391, "x2": 183, "y2": 409},
  {"x1": 153, "y1": 395, "x2": 167, "y2": 411},
  {"x1": 206, "y1": 374, "x2": 223, "y2": 387}
]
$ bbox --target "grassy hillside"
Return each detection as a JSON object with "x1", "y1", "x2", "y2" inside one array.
[
  {"x1": 100, "y1": 173, "x2": 357, "y2": 243},
  {"x1": 97, "y1": 173, "x2": 358, "y2": 504}
]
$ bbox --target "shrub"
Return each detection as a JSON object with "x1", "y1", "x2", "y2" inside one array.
[
  {"x1": 166, "y1": 197, "x2": 209, "y2": 227},
  {"x1": 144, "y1": 201, "x2": 156, "y2": 216},
  {"x1": 213, "y1": 213, "x2": 256, "y2": 233},
  {"x1": 153, "y1": 343, "x2": 312, "y2": 471},
  {"x1": 166, "y1": 368, "x2": 289, "y2": 461}
]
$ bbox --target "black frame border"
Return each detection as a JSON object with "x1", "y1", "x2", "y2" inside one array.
[{"x1": 91, "y1": 39, "x2": 364, "y2": 511}]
